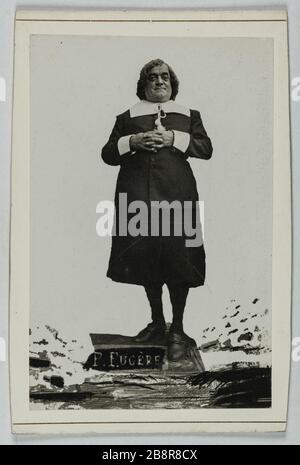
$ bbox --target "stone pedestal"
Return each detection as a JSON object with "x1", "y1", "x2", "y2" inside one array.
[{"x1": 84, "y1": 324, "x2": 205, "y2": 374}]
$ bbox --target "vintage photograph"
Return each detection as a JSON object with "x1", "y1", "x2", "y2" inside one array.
[
  {"x1": 10, "y1": 10, "x2": 291, "y2": 433},
  {"x1": 29, "y1": 36, "x2": 273, "y2": 409}
]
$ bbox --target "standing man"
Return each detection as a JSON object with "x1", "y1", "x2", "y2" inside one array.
[{"x1": 101, "y1": 59, "x2": 212, "y2": 361}]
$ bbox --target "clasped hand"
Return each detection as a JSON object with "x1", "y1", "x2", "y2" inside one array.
[{"x1": 130, "y1": 130, "x2": 174, "y2": 152}]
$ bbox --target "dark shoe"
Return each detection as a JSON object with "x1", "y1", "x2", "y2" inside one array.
[
  {"x1": 168, "y1": 330, "x2": 194, "y2": 361},
  {"x1": 134, "y1": 322, "x2": 166, "y2": 343}
]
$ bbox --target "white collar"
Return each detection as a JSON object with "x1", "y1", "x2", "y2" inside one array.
[{"x1": 129, "y1": 100, "x2": 190, "y2": 118}]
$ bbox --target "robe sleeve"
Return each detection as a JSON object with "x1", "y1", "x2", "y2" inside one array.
[
  {"x1": 176, "y1": 110, "x2": 213, "y2": 160},
  {"x1": 101, "y1": 114, "x2": 134, "y2": 166}
]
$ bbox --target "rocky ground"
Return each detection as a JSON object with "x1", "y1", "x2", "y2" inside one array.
[
  {"x1": 197, "y1": 297, "x2": 271, "y2": 370},
  {"x1": 29, "y1": 297, "x2": 271, "y2": 409}
]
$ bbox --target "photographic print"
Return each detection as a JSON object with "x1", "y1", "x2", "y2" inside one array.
[{"x1": 10, "y1": 9, "x2": 291, "y2": 433}]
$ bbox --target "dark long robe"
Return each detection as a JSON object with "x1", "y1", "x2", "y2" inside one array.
[{"x1": 101, "y1": 100, "x2": 213, "y2": 287}]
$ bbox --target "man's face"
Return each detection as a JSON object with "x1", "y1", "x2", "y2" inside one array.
[{"x1": 144, "y1": 64, "x2": 172, "y2": 103}]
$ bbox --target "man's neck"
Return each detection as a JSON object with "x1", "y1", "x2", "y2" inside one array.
[{"x1": 144, "y1": 99, "x2": 170, "y2": 104}]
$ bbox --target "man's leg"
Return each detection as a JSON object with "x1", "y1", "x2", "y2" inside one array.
[
  {"x1": 167, "y1": 284, "x2": 192, "y2": 361},
  {"x1": 167, "y1": 284, "x2": 189, "y2": 334},
  {"x1": 134, "y1": 284, "x2": 166, "y2": 342},
  {"x1": 145, "y1": 284, "x2": 166, "y2": 326}
]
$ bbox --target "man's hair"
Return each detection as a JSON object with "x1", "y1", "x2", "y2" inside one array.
[{"x1": 136, "y1": 59, "x2": 179, "y2": 100}]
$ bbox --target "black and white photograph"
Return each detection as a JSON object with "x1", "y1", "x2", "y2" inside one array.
[{"x1": 9, "y1": 9, "x2": 291, "y2": 433}]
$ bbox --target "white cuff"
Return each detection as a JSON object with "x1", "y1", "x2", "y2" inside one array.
[
  {"x1": 117, "y1": 135, "x2": 134, "y2": 156},
  {"x1": 173, "y1": 130, "x2": 190, "y2": 154}
]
